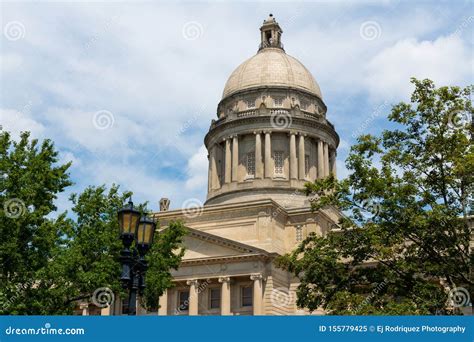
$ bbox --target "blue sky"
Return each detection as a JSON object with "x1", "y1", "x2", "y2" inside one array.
[{"x1": 1, "y1": 0, "x2": 472, "y2": 214}]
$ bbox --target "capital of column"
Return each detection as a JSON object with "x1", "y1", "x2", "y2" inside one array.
[
  {"x1": 253, "y1": 130, "x2": 262, "y2": 135},
  {"x1": 186, "y1": 279, "x2": 199, "y2": 287},
  {"x1": 287, "y1": 131, "x2": 298, "y2": 136},
  {"x1": 250, "y1": 273, "x2": 263, "y2": 281},
  {"x1": 263, "y1": 130, "x2": 272, "y2": 135},
  {"x1": 218, "y1": 276, "x2": 231, "y2": 284}
]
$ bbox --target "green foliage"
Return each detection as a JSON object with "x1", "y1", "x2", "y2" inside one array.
[
  {"x1": 0, "y1": 130, "x2": 187, "y2": 314},
  {"x1": 142, "y1": 221, "x2": 186, "y2": 311},
  {"x1": 276, "y1": 78, "x2": 473, "y2": 315}
]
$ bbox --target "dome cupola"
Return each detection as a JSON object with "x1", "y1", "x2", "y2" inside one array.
[{"x1": 204, "y1": 15, "x2": 338, "y2": 208}]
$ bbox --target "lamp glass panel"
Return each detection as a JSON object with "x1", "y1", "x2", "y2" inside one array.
[
  {"x1": 137, "y1": 224, "x2": 145, "y2": 244},
  {"x1": 122, "y1": 213, "x2": 131, "y2": 234},
  {"x1": 146, "y1": 224, "x2": 155, "y2": 245},
  {"x1": 130, "y1": 214, "x2": 139, "y2": 236}
]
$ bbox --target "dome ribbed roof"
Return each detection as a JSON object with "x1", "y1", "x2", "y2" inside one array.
[{"x1": 222, "y1": 48, "x2": 322, "y2": 100}]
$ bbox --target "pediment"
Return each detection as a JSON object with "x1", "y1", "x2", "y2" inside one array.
[{"x1": 181, "y1": 227, "x2": 268, "y2": 260}]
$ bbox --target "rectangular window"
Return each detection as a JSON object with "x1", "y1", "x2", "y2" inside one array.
[
  {"x1": 246, "y1": 99, "x2": 256, "y2": 108},
  {"x1": 209, "y1": 288, "x2": 221, "y2": 309},
  {"x1": 305, "y1": 155, "x2": 310, "y2": 176},
  {"x1": 296, "y1": 225, "x2": 303, "y2": 242},
  {"x1": 273, "y1": 96, "x2": 284, "y2": 106},
  {"x1": 246, "y1": 152, "x2": 255, "y2": 177},
  {"x1": 178, "y1": 290, "x2": 189, "y2": 311},
  {"x1": 241, "y1": 286, "x2": 253, "y2": 307},
  {"x1": 274, "y1": 151, "x2": 284, "y2": 175}
]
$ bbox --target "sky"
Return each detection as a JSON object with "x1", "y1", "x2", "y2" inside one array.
[{"x1": 1, "y1": 0, "x2": 472, "y2": 215}]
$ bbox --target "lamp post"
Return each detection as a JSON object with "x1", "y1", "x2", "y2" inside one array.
[{"x1": 118, "y1": 199, "x2": 156, "y2": 315}]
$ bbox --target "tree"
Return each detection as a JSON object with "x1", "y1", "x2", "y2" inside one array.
[
  {"x1": 0, "y1": 131, "x2": 72, "y2": 314},
  {"x1": 276, "y1": 79, "x2": 473, "y2": 315},
  {"x1": 0, "y1": 130, "x2": 186, "y2": 314}
]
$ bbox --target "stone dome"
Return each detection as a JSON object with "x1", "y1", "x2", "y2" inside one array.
[{"x1": 222, "y1": 48, "x2": 322, "y2": 100}]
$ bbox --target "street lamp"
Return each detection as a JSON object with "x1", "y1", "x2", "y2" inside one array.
[{"x1": 118, "y1": 199, "x2": 156, "y2": 315}]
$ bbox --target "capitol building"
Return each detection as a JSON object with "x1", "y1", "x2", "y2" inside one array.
[
  {"x1": 148, "y1": 15, "x2": 342, "y2": 316},
  {"x1": 95, "y1": 15, "x2": 342, "y2": 316}
]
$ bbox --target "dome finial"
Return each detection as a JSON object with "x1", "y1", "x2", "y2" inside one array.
[{"x1": 259, "y1": 14, "x2": 284, "y2": 52}]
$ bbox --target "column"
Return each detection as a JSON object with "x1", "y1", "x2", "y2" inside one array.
[
  {"x1": 323, "y1": 143, "x2": 329, "y2": 177},
  {"x1": 101, "y1": 305, "x2": 111, "y2": 316},
  {"x1": 255, "y1": 131, "x2": 263, "y2": 178},
  {"x1": 330, "y1": 150, "x2": 337, "y2": 177},
  {"x1": 317, "y1": 140, "x2": 324, "y2": 179},
  {"x1": 210, "y1": 145, "x2": 218, "y2": 189},
  {"x1": 207, "y1": 153, "x2": 211, "y2": 192},
  {"x1": 264, "y1": 131, "x2": 272, "y2": 178},
  {"x1": 219, "y1": 276, "x2": 231, "y2": 316},
  {"x1": 187, "y1": 279, "x2": 199, "y2": 316},
  {"x1": 158, "y1": 289, "x2": 168, "y2": 316},
  {"x1": 232, "y1": 135, "x2": 239, "y2": 182},
  {"x1": 289, "y1": 133, "x2": 297, "y2": 180},
  {"x1": 80, "y1": 303, "x2": 89, "y2": 316},
  {"x1": 250, "y1": 274, "x2": 263, "y2": 315},
  {"x1": 225, "y1": 138, "x2": 232, "y2": 183},
  {"x1": 298, "y1": 134, "x2": 305, "y2": 180}
]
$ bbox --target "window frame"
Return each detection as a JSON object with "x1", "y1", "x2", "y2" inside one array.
[
  {"x1": 240, "y1": 285, "x2": 253, "y2": 307},
  {"x1": 209, "y1": 287, "x2": 221, "y2": 310},
  {"x1": 177, "y1": 290, "x2": 190, "y2": 311}
]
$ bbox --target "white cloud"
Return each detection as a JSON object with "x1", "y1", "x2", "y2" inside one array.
[
  {"x1": 0, "y1": 108, "x2": 44, "y2": 139},
  {"x1": 185, "y1": 145, "x2": 208, "y2": 191},
  {"x1": 364, "y1": 35, "x2": 472, "y2": 101}
]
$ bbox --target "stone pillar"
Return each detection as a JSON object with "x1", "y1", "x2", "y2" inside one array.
[
  {"x1": 232, "y1": 135, "x2": 239, "y2": 182},
  {"x1": 187, "y1": 279, "x2": 199, "y2": 316},
  {"x1": 158, "y1": 289, "x2": 168, "y2": 316},
  {"x1": 317, "y1": 140, "x2": 324, "y2": 179},
  {"x1": 101, "y1": 305, "x2": 111, "y2": 316},
  {"x1": 210, "y1": 145, "x2": 218, "y2": 189},
  {"x1": 80, "y1": 303, "x2": 89, "y2": 316},
  {"x1": 219, "y1": 276, "x2": 231, "y2": 316},
  {"x1": 324, "y1": 143, "x2": 329, "y2": 177},
  {"x1": 250, "y1": 274, "x2": 263, "y2": 315},
  {"x1": 264, "y1": 131, "x2": 272, "y2": 178},
  {"x1": 207, "y1": 153, "x2": 212, "y2": 192},
  {"x1": 255, "y1": 131, "x2": 263, "y2": 179},
  {"x1": 298, "y1": 134, "x2": 305, "y2": 180},
  {"x1": 330, "y1": 150, "x2": 337, "y2": 177},
  {"x1": 289, "y1": 133, "x2": 297, "y2": 180},
  {"x1": 225, "y1": 138, "x2": 232, "y2": 183}
]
